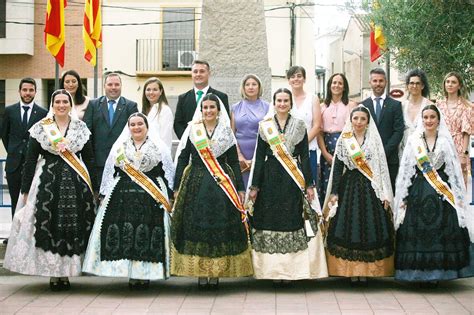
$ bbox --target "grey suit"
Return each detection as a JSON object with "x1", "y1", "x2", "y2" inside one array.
[{"x1": 84, "y1": 96, "x2": 138, "y2": 186}]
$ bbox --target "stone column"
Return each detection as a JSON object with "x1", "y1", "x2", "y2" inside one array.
[{"x1": 198, "y1": 0, "x2": 272, "y2": 105}]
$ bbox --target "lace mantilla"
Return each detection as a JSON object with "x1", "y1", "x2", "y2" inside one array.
[
  {"x1": 121, "y1": 140, "x2": 162, "y2": 172},
  {"x1": 190, "y1": 121, "x2": 236, "y2": 158},
  {"x1": 29, "y1": 119, "x2": 91, "y2": 155},
  {"x1": 258, "y1": 116, "x2": 307, "y2": 155}
]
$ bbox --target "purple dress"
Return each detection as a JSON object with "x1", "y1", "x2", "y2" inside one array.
[{"x1": 232, "y1": 99, "x2": 270, "y2": 188}]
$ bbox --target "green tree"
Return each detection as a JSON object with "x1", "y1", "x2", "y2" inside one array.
[{"x1": 369, "y1": 0, "x2": 474, "y2": 96}]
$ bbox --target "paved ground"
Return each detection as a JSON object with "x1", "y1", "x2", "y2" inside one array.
[{"x1": 0, "y1": 274, "x2": 472, "y2": 315}]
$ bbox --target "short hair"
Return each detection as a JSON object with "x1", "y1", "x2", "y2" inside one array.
[
  {"x1": 19, "y1": 77, "x2": 37, "y2": 91},
  {"x1": 128, "y1": 112, "x2": 149, "y2": 129},
  {"x1": 369, "y1": 68, "x2": 386, "y2": 79},
  {"x1": 141, "y1": 77, "x2": 169, "y2": 116},
  {"x1": 240, "y1": 74, "x2": 263, "y2": 99},
  {"x1": 405, "y1": 69, "x2": 430, "y2": 98},
  {"x1": 324, "y1": 73, "x2": 349, "y2": 106},
  {"x1": 286, "y1": 66, "x2": 306, "y2": 80},
  {"x1": 350, "y1": 105, "x2": 371, "y2": 123},
  {"x1": 104, "y1": 72, "x2": 122, "y2": 84},
  {"x1": 421, "y1": 104, "x2": 440, "y2": 121},
  {"x1": 60, "y1": 69, "x2": 86, "y2": 105},
  {"x1": 51, "y1": 89, "x2": 74, "y2": 108},
  {"x1": 201, "y1": 93, "x2": 221, "y2": 111},
  {"x1": 192, "y1": 60, "x2": 210, "y2": 70},
  {"x1": 443, "y1": 71, "x2": 465, "y2": 98},
  {"x1": 273, "y1": 88, "x2": 293, "y2": 109}
]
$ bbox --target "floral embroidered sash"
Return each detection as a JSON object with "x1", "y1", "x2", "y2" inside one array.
[
  {"x1": 191, "y1": 122, "x2": 248, "y2": 230},
  {"x1": 42, "y1": 118, "x2": 93, "y2": 192},
  {"x1": 341, "y1": 131, "x2": 375, "y2": 184},
  {"x1": 115, "y1": 145, "x2": 172, "y2": 212}
]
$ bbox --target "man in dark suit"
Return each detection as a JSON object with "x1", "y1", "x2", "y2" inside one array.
[
  {"x1": 84, "y1": 72, "x2": 138, "y2": 187},
  {"x1": 173, "y1": 60, "x2": 229, "y2": 139},
  {"x1": 1, "y1": 78, "x2": 47, "y2": 222},
  {"x1": 361, "y1": 68, "x2": 404, "y2": 192}
]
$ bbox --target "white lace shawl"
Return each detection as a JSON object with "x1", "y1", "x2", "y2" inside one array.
[
  {"x1": 174, "y1": 95, "x2": 235, "y2": 164},
  {"x1": 322, "y1": 107, "x2": 393, "y2": 218},
  {"x1": 100, "y1": 124, "x2": 175, "y2": 196},
  {"x1": 394, "y1": 128, "x2": 472, "y2": 240},
  {"x1": 257, "y1": 115, "x2": 307, "y2": 155},
  {"x1": 28, "y1": 119, "x2": 91, "y2": 155},
  {"x1": 399, "y1": 98, "x2": 431, "y2": 159}
]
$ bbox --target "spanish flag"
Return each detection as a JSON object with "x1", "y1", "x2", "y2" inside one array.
[
  {"x1": 83, "y1": 0, "x2": 102, "y2": 66},
  {"x1": 370, "y1": 1, "x2": 386, "y2": 62},
  {"x1": 44, "y1": 0, "x2": 67, "y2": 67}
]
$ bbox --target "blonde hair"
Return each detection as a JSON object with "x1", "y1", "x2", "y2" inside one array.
[{"x1": 240, "y1": 74, "x2": 263, "y2": 99}]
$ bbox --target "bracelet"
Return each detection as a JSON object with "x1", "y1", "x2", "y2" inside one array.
[{"x1": 249, "y1": 186, "x2": 260, "y2": 192}]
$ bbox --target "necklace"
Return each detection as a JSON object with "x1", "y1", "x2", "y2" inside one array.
[
  {"x1": 422, "y1": 132, "x2": 438, "y2": 152},
  {"x1": 133, "y1": 137, "x2": 147, "y2": 160},
  {"x1": 204, "y1": 120, "x2": 218, "y2": 139},
  {"x1": 275, "y1": 114, "x2": 290, "y2": 134}
]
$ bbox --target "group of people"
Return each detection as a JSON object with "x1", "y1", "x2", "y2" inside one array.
[{"x1": 0, "y1": 59, "x2": 472, "y2": 291}]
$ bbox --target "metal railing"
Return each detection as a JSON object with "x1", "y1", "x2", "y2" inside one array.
[
  {"x1": 0, "y1": 159, "x2": 10, "y2": 208},
  {"x1": 136, "y1": 39, "x2": 198, "y2": 73}
]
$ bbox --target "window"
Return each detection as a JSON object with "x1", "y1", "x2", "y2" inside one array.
[
  {"x1": 162, "y1": 8, "x2": 196, "y2": 70},
  {"x1": 0, "y1": 80, "x2": 5, "y2": 122},
  {"x1": 0, "y1": 0, "x2": 5, "y2": 38}
]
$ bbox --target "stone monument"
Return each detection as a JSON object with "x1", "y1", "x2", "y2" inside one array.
[{"x1": 198, "y1": 0, "x2": 272, "y2": 104}]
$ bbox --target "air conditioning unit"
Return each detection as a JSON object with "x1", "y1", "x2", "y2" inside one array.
[{"x1": 178, "y1": 50, "x2": 197, "y2": 69}]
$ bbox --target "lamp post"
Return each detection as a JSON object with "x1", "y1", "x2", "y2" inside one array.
[{"x1": 343, "y1": 49, "x2": 363, "y2": 99}]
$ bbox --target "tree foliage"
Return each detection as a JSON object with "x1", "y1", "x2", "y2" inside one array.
[{"x1": 370, "y1": 0, "x2": 474, "y2": 96}]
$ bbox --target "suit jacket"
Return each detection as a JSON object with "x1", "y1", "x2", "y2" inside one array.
[
  {"x1": 1, "y1": 102, "x2": 48, "y2": 173},
  {"x1": 84, "y1": 96, "x2": 138, "y2": 168},
  {"x1": 173, "y1": 87, "x2": 229, "y2": 139},
  {"x1": 361, "y1": 96, "x2": 404, "y2": 165}
]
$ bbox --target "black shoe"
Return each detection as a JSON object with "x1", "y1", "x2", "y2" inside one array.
[
  {"x1": 2, "y1": 238, "x2": 8, "y2": 245},
  {"x1": 50, "y1": 278, "x2": 61, "y2": 292},
  {"x1": 208, "y1": 277, "x2": 219, "y2": 290},
  {"x1": 198, "y1": 277, "x2": 208, "y2": 290}
]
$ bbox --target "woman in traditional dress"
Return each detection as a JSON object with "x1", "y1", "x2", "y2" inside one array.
[
  {"x1": 394, "y1": 104, "x2": 474, "y2": 284},
  {"x1": 4, "y1": 89, "x2": 96, "y2": 291},
  {"x1": 60, "y1": 70, "x2": 90, "y2": 120},
  {"x1": 399, "y1": 69, "x2": 433, "y2": 158},
  {"x1": 141, "y1": 77, "x2": 174, "y2": 149},
  {"x1": 436, "y1": 72, "x2": 472, "y2": 186},
  {"x1": 317, "y1": 73, "x2": 357, "y2": 204},
  {"x1": 323, "y1": 105, "x2": 394, "y2": 285},
  {"x1": 231, "y1": 74, "x2": 270, "y2": 189},
  {"x1": 83, "y1": 113, "x2": 175, "y2": 289},
  {"x1": 172, "y1": 93, "x2": 253, "y2": 289},
  {"x1": 287, "y1": 66, "x2": 321, "y2": 187},
  {"x1": 248, "y1": 88, "x2": 327, "y2": 283}
]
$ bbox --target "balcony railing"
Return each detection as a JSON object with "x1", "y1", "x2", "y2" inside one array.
[{"x1": 136, "y1": 39, "x2": 198, "y2": 73}]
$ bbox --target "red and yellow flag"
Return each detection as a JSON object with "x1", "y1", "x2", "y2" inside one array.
[
  {"x1": 370, "y1": 0, "x2": 386, "y2": 62},
  {"x1": 83, "y1": 0, "x2": 102, "y2": 66},
  {"x1": 44, "y1": 0, "x2": 67, "y2": 67}
]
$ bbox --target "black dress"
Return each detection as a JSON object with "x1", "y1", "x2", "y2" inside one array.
[{"x1": 171, "y1": 138, "x2": 252, "y2": 277}]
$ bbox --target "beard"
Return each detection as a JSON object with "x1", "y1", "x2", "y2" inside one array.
[{"x1": 20, "y1": 95, "x2": 34, "y2": 104}]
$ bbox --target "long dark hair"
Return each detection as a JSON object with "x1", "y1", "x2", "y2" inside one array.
[
  {"x1": 60, "y1": 70, "x2": 86, "y2": 105},
  {"x1": 324, "y1": 73, "x2": 349, "y2": 106},
  {"x1": 141, "y1": 77, "x2": 169, "y2": 115}
]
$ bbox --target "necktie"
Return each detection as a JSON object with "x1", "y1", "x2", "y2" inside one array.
[
  {"x1": 196, "y1": 90, "x2": 204, "y2": 105},
  {"x1": 375, "y1": 97, "x2": 382, "y2": 122},
  {"x1": 22, "y1": 106, "x2": 30, "y2": 129},
  {"x1": 108, "y1": 100, "x2": 115, "y2": 125}
]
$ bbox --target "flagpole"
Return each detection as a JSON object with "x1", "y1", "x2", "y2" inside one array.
[
  {"x1": 55, "y1": 61, "x2": 60, "y2": 90},
  {"x1": 94, "y1": 48, "x2": 98, "y2": 98},
  {"x1": 385, "y1": 51, "x2": 390, "y2": 93}
]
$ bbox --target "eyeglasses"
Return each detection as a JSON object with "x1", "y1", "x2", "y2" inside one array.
[{"x1": 408, "y1": 82, "x2": 422, "y2": 86}]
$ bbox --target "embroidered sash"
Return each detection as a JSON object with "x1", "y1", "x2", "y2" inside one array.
[
  {"x1": 260, "y1": 118, "x2": 305, "y2": 191},
  {"x1": 42, "y1": 118, "x2": 93, "y2": 192},
  {"x1": 190, "y1": 122, "x2": 248, "y2": 229},
  {"x1": 341, "y1": 131, "x2": 375, "y2": 184},
  {"x1": 115, "y1": 146, "x2": 172, "y2": 213},
  {"x1": 411, "y1": 133, "x2": 455, "y2": 208}
]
